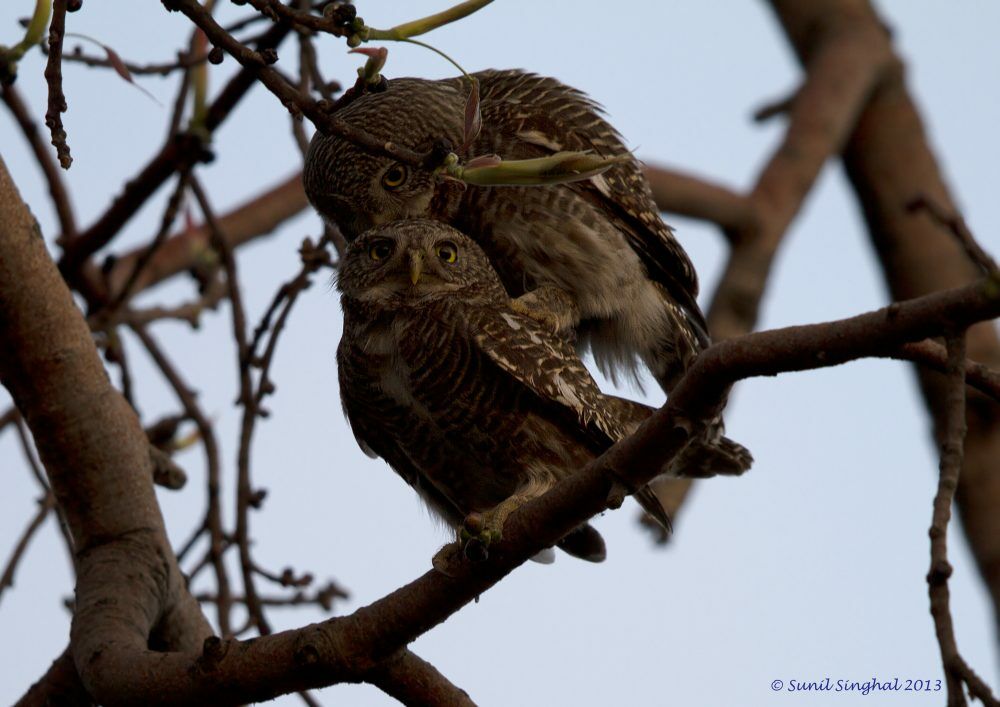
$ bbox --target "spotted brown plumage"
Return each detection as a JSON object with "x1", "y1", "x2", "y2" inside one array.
[
  {"x1": 336, "y1": 221, "x2": 687, "y2": 561},
  {"x1": 310, "y1": 69, "x2": 751, "y2": 477}
]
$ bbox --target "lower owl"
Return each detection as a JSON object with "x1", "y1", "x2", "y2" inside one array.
[{"x1": 336, "y1": 220, "x2": 743, "y2": 561}]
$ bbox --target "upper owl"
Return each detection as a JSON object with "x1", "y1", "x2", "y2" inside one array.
[{"x1": 310, "y1": 69, "x2": 751, "y2": 476}]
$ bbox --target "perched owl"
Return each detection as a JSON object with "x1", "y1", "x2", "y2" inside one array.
[
  {"x1": 337, "y1": 220, "x2": 744, "y2": 561},
  {"x1": 307, "y1": 69, "x2": 751, "y2": 477}
]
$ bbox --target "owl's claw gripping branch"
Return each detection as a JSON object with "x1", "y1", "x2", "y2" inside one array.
[{"x1": 459, "y1": 492, "x2": 544, "y2": 561}]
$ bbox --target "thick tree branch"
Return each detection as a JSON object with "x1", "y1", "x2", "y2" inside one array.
[
  {"x1": 0, "y1": 155, "x2": 213, "y2": 703},
  {"x1": 707, "y1": 14, "x2": 891, "y2": 340}
]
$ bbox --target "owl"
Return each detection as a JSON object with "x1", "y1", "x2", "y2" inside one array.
[
  {"x1": 307, "y1": 69, "x2": 751, "y2": 477},
  {"x1": 336, "y1": 220, "x2": 743, "y2": 561}
]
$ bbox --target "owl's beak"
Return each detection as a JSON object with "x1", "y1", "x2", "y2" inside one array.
[{"x1": 407, "y1": 250, "x2": 423, "y2": 285}]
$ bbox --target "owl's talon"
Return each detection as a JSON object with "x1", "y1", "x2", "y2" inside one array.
[{"x1": 463, "y1": 536, "x2": 490, "y2": 562}]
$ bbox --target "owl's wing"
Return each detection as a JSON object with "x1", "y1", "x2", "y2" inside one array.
[
  {"x1": 474, "y1": 70, "x2": 709, "y2": 345},
  {"x1": 468, "y1": 307, "x2": 673, "y2": 533},
  {"x1": 466, "y1": 305, "x2": 637, "y2": 446}
]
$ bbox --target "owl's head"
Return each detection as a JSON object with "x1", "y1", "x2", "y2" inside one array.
[
  {"x1": 304, "y1": 78, "x2": 466, "y2": 239},
  {"x1": 337, "y1": 220, "x2": 506, "y2": 306}
]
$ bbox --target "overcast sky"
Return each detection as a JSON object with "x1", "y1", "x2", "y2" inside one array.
[{"x1": 1, "y1": 2, "x2": 998, "y2": 705}]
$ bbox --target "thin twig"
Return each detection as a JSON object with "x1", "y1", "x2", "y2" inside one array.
[
  {"x1": 907, "y1": 195, "x2": 999, "y2": 277},
  {"x1": 0, "y1": 84, "x2": 77, "y2": 237},
  {"x1": 12, "y1": 415, "x2": 76, "y2": 572},
  {"x1": 927, "y1": 333, "x2": 1000, "y2": 707},
  {"x1": 109, "y1": 170, "x2": 191, "y2": 309},
  {"x1": 105, "y1": 171, "x2": 308, "y2": 296},
  {"x1": 0, "y1": 494, "x2": 56, "y2": 607},
  {"x1": 122, "y1": 276, "x2": 226, "y2": 328},
  {"x1": 58, "y1": 45, "x2": 208, "y2": 76},
  {"x1": 0, "y1": 406, "x2": 17, "y2": 434},
  {"x1": 165, "y1": 0, "x2": 426, "y2": 167},
  {"x1": 58, "y1": 13, "x2": 297, "y2": 278},
  {"x1": 297, "y1": 690, "x2": 321, "y2": 707},
  {"x1": 130, "y1": 323, "x2": 233, "y2": 636},
  {"x1": 889, "y1": 340, "x2": 1000, "y2": 403},
  {"x1": 44, "y1": 0, "x2": 72, "y2": 169},
  {"x1": 189, "y1": 175, "x2": 269, "y2": 635}
]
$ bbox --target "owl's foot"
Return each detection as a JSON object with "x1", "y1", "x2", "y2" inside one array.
[
  {"x1": 458, "y1": 492, "x2": 536, "y2": 561},
  {"x1": 510, "y1": 286, "x2": 579, "y2": 335},
  {"x1": 459, "y1": 512, "x2": 502, "y2": 561}
]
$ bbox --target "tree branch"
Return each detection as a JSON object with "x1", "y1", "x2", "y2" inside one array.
[
  {"x1": 44, "y1": 0, "x2": 72, "y2": 169},
  {"x1": 57, "y1": 9, "x2": 298, "y2": 286},
  {"x1": 1, "y1": 83, "x2": 77, "y2": 238},
  {"x1": 105, "y1": 171, "x2": 309, "y2": 298},
  {"x1": 642, "y1": 164, "x2": 751, "y2": 234},
  {"x1": 15, "y1": 647, "x2": 93, "y2": 707},
  {"x1": 366, "y1": 650, "x2": 477, "y2": 707},
  {"x1": 772, "y1": 0, "x2": 1000, "y2": 644},
  {"x1": 647, "y1": 5, "x2": 893, "y2": 519},
  {"x1": 927, "y1": 334, "x2": 999, "y2": 706}
]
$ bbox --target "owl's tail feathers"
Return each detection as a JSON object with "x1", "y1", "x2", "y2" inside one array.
[
  {"x1": 557, "y1": 523, "x2": 607, "y2": 562},
  {"x1": 635, "y1": 485, "x2": 673, "y2": 537},
  {"x1": 670, "y1": 436, "x2": 753, "y2": 478}
]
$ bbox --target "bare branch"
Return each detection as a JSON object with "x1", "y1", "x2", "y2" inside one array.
[
  {"x1": 130, "y1": 323, "x2": 233, "y2": 637},
  {"x1": 642, "y1": 164, "x2": 751, "y2": 235},
  {"x1": 14, "y1": 647, "x2": 92, "y2": 707},
  {"x1": 0, "y1": 493, "x2": 55, "y2": 607},
  {"x1": 106, "y1": 172, "x2": 309, "y2": 297},
  {"x1": 648, "y1": 7, "x2": 893, "y2": 519},
  {"x1": 907, "y1": 195, "x2": 1000, "y2": 277},
  {"x1": 57, "y1": 12, "x2": 298, "y2": 285},
  {"x1": 366, "y1": 650, "x2": 477, "y2": 707},
  {"x1": 1, "y1": 83, "x2": 77, "y2": 237},
  {"x1": 773, "y1": 0, "x2": 1000, "y2": 639},
  {"x1": 888, "y1": 340, "x2": 1000, "y2": 403},
  {"x1": 926, "y1": 334, "x2": 999, "y2": 707},
  {"x1": 44, "y1": 0, "x2": 72, "y2": 169}
]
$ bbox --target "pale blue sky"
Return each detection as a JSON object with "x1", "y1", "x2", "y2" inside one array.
[{"x1": 1, "y1": 2, "x2": 998, "y2": 705}]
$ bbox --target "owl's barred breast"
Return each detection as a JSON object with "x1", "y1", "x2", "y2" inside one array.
[{"x1": 341, "y1": 298, "x2": 596, "y2": 522}]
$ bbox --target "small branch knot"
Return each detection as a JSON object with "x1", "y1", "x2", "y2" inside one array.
[
  {"x1": 294, "y1": 643, "x2": 320, "y2": 667},
  {"x1": 197, "y1": 636, "x2": 227, "y2": 670},
  {"x1": 926, "y1": 560, "x2": 953, "y2": 585}
]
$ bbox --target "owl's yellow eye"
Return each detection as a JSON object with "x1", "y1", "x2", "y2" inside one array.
[
  {"x1": 368, "y1": 239, "x2": 394, "y2": 261},
  {"x1": 436, "y1": 242, "x2": 458, "y2": 264},
  {"x1": 381, "y1": 164, "x2": 408, "y2": 190}
]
